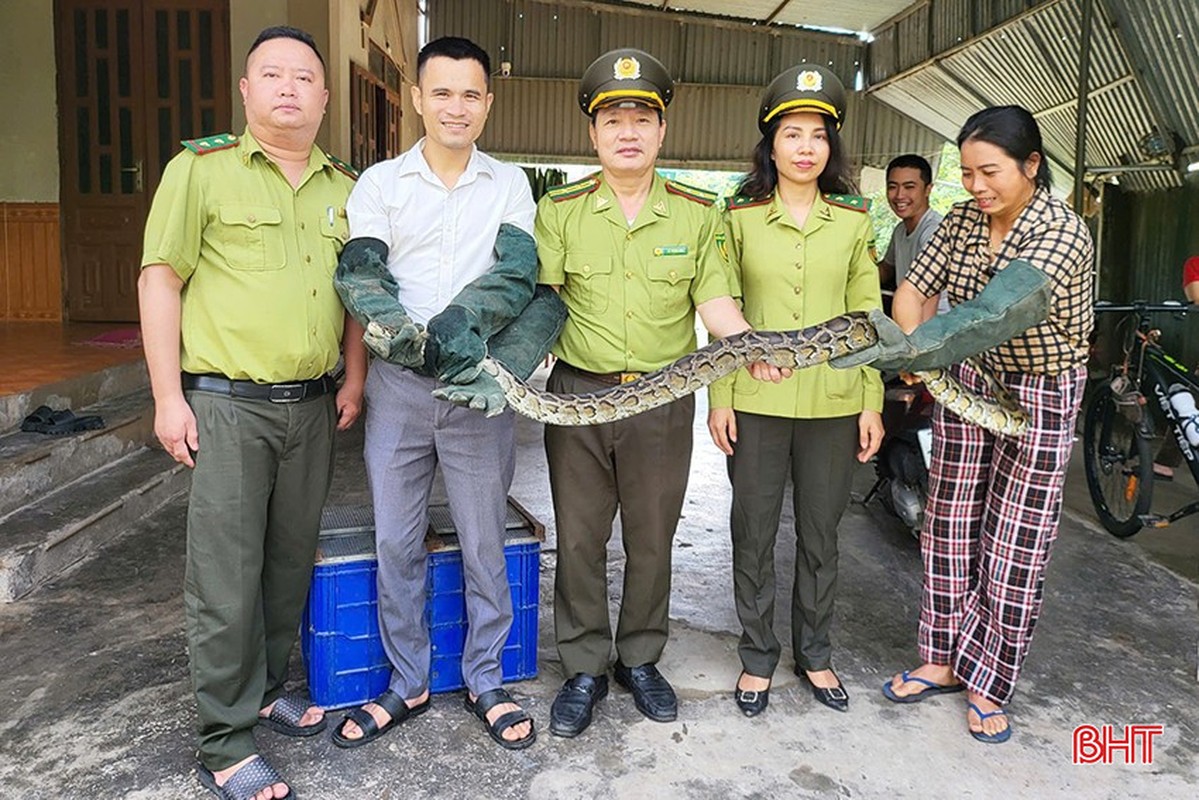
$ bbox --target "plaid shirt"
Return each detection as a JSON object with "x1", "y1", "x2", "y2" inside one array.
[{"x1": 906, "y1": 190, "x2": 1094, "y2": 375}]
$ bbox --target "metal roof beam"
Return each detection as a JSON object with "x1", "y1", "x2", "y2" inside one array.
[{"x1": 764, "y1": 1, "x2": 793, "y2": 25}]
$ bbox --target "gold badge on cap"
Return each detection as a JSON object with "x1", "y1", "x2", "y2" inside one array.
[
  {"x1": 614, "y1": 56, "x2": 642, "y2": 80},
  {"x1": 796, "y1": 69, "x2": 823, "y2": 92}
]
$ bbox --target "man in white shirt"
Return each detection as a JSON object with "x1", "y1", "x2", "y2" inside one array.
[
  {"x1": 330, "y1": 36, "x2": 537, "y2": 751},
  {"x1": 879, "y1": 154, "x2": 946, "y2": 317}
]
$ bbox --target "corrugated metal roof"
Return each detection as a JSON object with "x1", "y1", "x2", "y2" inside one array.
[
  {"x1": 866, "y1": 0, "x2": 1196, "y2": 192},
  {"x1": 611, "y1": 0, "x2": 915, "y2": 32}
]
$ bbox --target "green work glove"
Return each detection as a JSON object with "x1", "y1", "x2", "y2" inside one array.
[
  {"x1": 424, "y1": 305, "x2": 487, "y2": 383},
  {"x1": 334, "y1": 237, "x2": 427, "y2": 368},
  {"x1": 431, "y1": 370, "x2": 508, "y2": 417},
  {"x1": 830, "y1": 259, "x2": 1053, "y2": 372},
  {"x1": 431, "y1": 285, "x2": 568, "y2": 414}
]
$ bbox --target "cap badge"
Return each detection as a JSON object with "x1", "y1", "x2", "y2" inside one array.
[
  {"x1": 796, "y1": 70, "x2": 823, "y2": 92},
  {"x1": 614, "y1": 56, "x2": 642, "y2": 80}
]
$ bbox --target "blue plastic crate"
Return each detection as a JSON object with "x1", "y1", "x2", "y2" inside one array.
[{"x1": 302, "y1": 501, "x2": 541, "y2": 709}]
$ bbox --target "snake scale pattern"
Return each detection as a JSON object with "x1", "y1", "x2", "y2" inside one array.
[{"x1": 479, "y1": 311, "x2": 1029, "y2": 436}]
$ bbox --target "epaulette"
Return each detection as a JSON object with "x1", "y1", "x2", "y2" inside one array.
[
  {"x1": 726, "y1": 194, "x2": 772, "y2": 211},
  {"x1": 325, "y1": 152, "x2": 359, "y2": 181},
  {"x1": 824, "y1": 193, "x2": 871, "y2": 213},
  {"x1": 665, "y1": 180, "x2": 716, "y2": 206},
  {"x1": 181, "y1": 133, "x2": 239, "y2": 155},
  {"x1": 546, "y1": 176, "x2": 600, "y2": 203}
]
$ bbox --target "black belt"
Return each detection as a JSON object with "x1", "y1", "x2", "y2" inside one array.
[
  {"x1": 560, "y1": 362, "x2": 644, "y2": 386},
  {"x1": 181, "y1": 373, "x2": 336, "y2": 403}
]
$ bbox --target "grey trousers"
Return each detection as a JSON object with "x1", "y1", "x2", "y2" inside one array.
[
  {"x1": 727, "y1": 412, "x2": 858, "y2": 676},
  {"x1": 184, "y1": 390, "x2": 336, "y2": 771},
  {"x1": 544, "y1": 363, "x2": 695, "y2": 677},
  {"x1": 364, "y1": 360, "x2": 515, "y2": 698}
]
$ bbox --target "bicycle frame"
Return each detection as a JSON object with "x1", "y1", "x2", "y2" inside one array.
[{"x1": 1096, "y1": 301, "x2": 1199, "y2": 525}]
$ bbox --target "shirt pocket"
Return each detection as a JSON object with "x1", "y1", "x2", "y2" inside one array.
[
  {"x1": 823, "y1": 363, "x2": 862, "y2": 401},
  {"x1": 217, "y1": 204, "x2": 286, "y2": 271},
  {"x1": 563, "y1": 253, "x2": 612, "y2": 315},
  {"x1": 319, "y1": 215, "x2": 350, "y2": 275},
  {"x1": 646, "y1": 256, "x2": 696, "y2": 316}
]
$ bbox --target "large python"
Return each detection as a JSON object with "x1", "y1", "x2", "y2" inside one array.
[{"x1": 476, "y1": 311, "x2": 1029, "y2": 436}]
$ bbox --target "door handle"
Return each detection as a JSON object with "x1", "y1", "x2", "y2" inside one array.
[{"x1": 120, "y1": 160, "x2": 144, "y2": 192}]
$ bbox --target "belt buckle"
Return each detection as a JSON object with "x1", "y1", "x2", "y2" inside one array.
[
  {"x1": 268, "y1": 383, "x2": 305, "y2": 403},
  {"x1": 619, "y1": 372, "x2": 641, "y2": 384}
]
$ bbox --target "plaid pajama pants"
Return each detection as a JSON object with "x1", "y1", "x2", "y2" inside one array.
[{"x1": 918, "y1": 360, "x2": 1086, "y2": 705}]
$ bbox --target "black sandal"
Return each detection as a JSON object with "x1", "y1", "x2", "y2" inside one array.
[
  {"x1": 330, "y1": 689, "x2": 430, "y2": 749},
  {"x1": 465, "y1": 687, "x2": 536, "y2": 750},
  {"x1": 196, "y1": 755, "x2": 294, "y2": 800},
  {"x1": 258, "y1": 692, "x2": 327, "y2": 737}
]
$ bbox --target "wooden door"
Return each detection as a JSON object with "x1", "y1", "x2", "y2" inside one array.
[{"x1": 55, "y1": 0, "x2": 230, "y2": 322}]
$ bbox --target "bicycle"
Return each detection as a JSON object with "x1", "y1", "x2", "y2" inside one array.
[{"x1": 1083, "y1": 300, "x2": 1199, "y2": 537}]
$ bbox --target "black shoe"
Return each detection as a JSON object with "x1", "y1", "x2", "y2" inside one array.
[
  {"x1": 550, "y1": 673, "x2": 608, "y2": 737},
  {"x1": 614, "y1": 662, "x2": 677, "y2": 722},
  {"x1": 734, "y1": 672, "x2": 770, "y2": 717},
  {"x1": 798, "y1": 668, "x2": 849, "y2": 712}
]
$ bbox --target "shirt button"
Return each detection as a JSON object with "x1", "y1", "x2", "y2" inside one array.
[
  {"x1": 625, "y1": 271, "x2": 633, "y2": 279},
  {"x1": 583, "y1": 264, "x2": 591, "y2": 273},
  {"x1": 626, "y1": 350, "x2": 633, "y2": 357},
  {"x1": 794, "y1": 286, "x2": 801, "y2": 294},
  {"x1": 792, "y1": 312, "x2": 800, "y2": 320},
  {"x1": 795, "y1": 242, "x2": 802, "y2": 249},
  {"x1": 626, "y1": 233, "x2": 633, "y2": 241},
  {"x1": 299, "y1": 221, "x2": 306, "y2": 230},
  {"x1": 668, "y1": 270, "x2": 677, "y2": 279},
  {"x1": 626, "y1": 310, "x2": 634, "y2": 319},
  {"x1": 312, "y1": 289, "x2": 317, "y2": 297},
  {"x1": 795, "y1": 262, "x2": 802, "y2": 268},
  {"x1": 305, "y1": 255, "x2": 312, "y2": 263},
  {"x1": 247, "y1": 214, "x2": 257, "y2": 223}
]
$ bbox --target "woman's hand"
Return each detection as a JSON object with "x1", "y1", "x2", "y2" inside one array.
[
  {"x1": 857, "y1": 409, "x2": 884, "y2": 463},
  {"x1": 708, "y1": 407, "x2": 738, "y2": 456}
]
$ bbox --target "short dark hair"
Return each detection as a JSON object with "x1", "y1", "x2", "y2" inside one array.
[
  {"x1": 957, "y1": 105, "x2": 1052, "y2": 191},
  {"x1": 886, "y1": 154, "x2": 932, "y2": 186},
  {"x1": 418, "y1": 36, "x2": 491, "y2": 88},
  {"x1": 738, "y1": 115, "x2": 855, "y2": 201},
  {"x1": 247, "y1": 26, "x2": 324, "y2": 70}
]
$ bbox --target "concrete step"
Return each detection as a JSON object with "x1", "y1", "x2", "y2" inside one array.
[
  {"x1": 0, "y1": 359, "x2": 148, "y2": 434},
  {"x1": 0, "y1": 446, "x2": 188, "y2": 602},
  {"x1": 0, "y1": 389, "x2": 156, "y2": 518}
]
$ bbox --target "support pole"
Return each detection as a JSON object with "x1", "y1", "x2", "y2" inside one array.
[{"x1": 1073, "y1": 0, "x2": 1095, "y2": 214}]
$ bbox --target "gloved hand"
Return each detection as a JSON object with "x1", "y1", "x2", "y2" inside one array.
[
  {"x1": 430, "y1": 369, "x2": 508, "y2": 417},
  {"x1": 830, "y1": 259, "x2": 1052, "y2": 372},
  {"x1": 363, "y1": 319, "x2": 427, "y2": 368},
  {"x1": 425, "y1": 305, "x2": 486, "y2": 383}
]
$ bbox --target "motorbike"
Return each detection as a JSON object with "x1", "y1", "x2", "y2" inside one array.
[{"x1": 863, "y1": 373, "x2": 934, "y2": 537}]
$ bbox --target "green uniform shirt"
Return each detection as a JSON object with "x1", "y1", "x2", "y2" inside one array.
[
  {"x1": 708, "y1": 191, "x2": 884, "y2": 418},
  {"x1": 141, "y1": 130, "x2": 355, "y2": 383},
  {"x1": 536, "y1": 172, "x2": 731, "y2": 372}
]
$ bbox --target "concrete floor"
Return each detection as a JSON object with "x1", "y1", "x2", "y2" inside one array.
[{"x1": 1, "y1": 378, "x2": 1197, "y2": 799}]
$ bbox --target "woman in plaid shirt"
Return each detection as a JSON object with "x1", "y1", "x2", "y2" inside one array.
[{"x1": 881, "y1": 106, "x2": 1094, "y2": 744}]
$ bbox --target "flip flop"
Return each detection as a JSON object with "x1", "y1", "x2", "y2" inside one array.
[
  {"x1": 19, "y1": 405, "x2": 55, "y2": 433},
  {"x1": 257, "y1": 692, "x2": 327, "y2": 737},
  {"x1": 968, "y1": 701, "x2": 1012, "y2": 744},
  {"x1": 331, "y1": 689, "x2": 429, "y2": 749},
  {"x1": 20, "y1": 406, "x2": 104, "y2": 436},
  {"x1": 881, "y1": 669, "x2": 965, "y2": 704},
  {"x1": 196, "y1": 755, "x2": 295, "y2": 800},
  {"x1": 465, "y1": 687, "x2": 536, "y2": 750}
]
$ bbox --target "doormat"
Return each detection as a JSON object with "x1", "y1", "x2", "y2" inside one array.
[{"x1": 78, "y1": 327, "x2": 142, "y2": 348}]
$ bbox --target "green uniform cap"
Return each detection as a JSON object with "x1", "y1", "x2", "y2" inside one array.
[
  {"x1": 578, "y1": 48, "x2": 674, "y2": 116},
  {"x1": 759, "y1": 64, "x2": 847, "y2": 132}
]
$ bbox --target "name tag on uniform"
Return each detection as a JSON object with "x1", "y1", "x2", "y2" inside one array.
[{"x1": 653, "y1": 245, "x2": 689, "y2": 257}]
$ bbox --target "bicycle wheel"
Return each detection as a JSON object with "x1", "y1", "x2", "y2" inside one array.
[{"x1": 1082, "y1": 384, "x2": 1154, "y2": 537}]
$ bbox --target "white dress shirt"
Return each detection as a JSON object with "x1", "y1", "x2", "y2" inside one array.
[{"x1": 346, "y1": 139, "x2": 536, "y2": 325}]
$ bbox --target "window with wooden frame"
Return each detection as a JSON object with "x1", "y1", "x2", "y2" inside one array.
[{"x1": 349, "y1": 43, "x2": 402, "y2": 170}]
